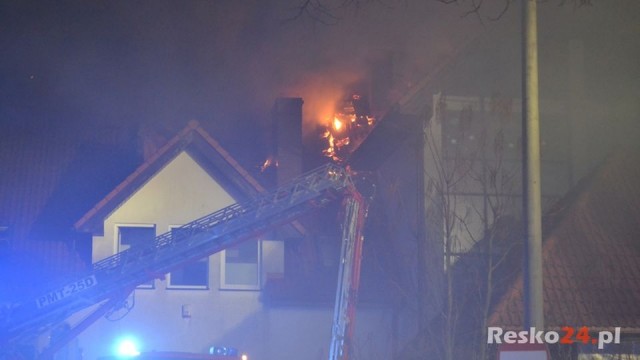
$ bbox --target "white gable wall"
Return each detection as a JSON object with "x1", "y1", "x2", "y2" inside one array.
[
  {"x1": 76, "y1": 150, "x2": 392, "y2": 360},
  {"x1": 92, "y1": 150, "x2": 235, "y2": 263},
  {"x1": 80, "y1": 151, "x2": 266, "y2": 357}
]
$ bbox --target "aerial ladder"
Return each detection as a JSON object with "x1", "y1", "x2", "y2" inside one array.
[
  {"x1": 0, "y1": 163, "x2": 368, "y2": 360},
  {"x1": 328, "y1": 192, "x2": 367, "y2": 360}
]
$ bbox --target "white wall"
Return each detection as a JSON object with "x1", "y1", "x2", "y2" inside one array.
[
  {"x1": 91, "y1": 150, "x2": 235, "y2": 263},
  {"x1": 76, "y1": 150, "x2": 393, "y2": 360},
  {"x1": 77, "y1": 300, "x2": 392, "y2": 360},
  {"x1": 80, "y1": 151, "x2": 261, "y2": 358}
]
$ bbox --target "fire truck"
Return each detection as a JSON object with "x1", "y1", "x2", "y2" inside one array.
[{"x1": 0, "y1": 164, "x2": 368, "y2": 360}]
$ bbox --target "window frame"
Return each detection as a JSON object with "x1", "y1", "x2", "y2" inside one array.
[
  {"x1": 220, "y1": 240, "x2": 262, "y2": 291},
  {"x1": 114, "y1": 223, "x2": 157, "y2": 289},
  {"x1": 0, "y1": 226, "x2": 10, "y2": 240},
  {"x1": 166, "y1": 225, "x2": 210, "y2": 290}
]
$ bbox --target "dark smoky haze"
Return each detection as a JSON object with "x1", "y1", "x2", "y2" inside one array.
[
  {"x1": 1, "y1": 0, "x2": 639, "y2": 175},
  {"x1": 0, "y1": 1, "x2": 639, "y2": 357},
  {"x1": 0, "y1": 1, "x2": 479, "y2": 164}
]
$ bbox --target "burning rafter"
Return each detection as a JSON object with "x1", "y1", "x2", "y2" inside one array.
[{"x1": 322, "y1": 94, "x2": 376, "y2": 163}]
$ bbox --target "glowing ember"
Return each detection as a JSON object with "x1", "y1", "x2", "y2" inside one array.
[
  {"x1": 332, "y1": 117, "x2": 344, "y2": 132},
  {"x1": 321, "y1": 94, "x2": 376, "y2": 163},
  {"x1": 260, "y1": 156, "x2": 278, "y2": 172}
]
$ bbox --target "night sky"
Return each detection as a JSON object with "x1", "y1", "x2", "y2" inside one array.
[
  {"x1": 0, "y1": 1, "x2": 639, "y2": 355},
  {"x1": 2, "y1": 1, "x2": 637, "y2": 133},
  {"x1": 1, "y1": 0, "x2": 639, "y2": 217},
  {"x1": 0, "y1": 1, "x2": 482, "y2": 139}
]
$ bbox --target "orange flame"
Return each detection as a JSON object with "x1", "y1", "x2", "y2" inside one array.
[
  {"x1": 260, "y1": 156, "x2": 278, "y2": 172},
  {"x1": 332, "y1": 117, "x2": 344, "y2": 132},
  {"x1": 320, "y1": 94, "x2": 375, "y2": 163}
]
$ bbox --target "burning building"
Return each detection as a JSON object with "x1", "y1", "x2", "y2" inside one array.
[
  {"x1": 61, "y1": 102, "x2": 395, "y2": 359},
  {"x1": 321, "y1": 94, "x2": 376, "y2": 163}
]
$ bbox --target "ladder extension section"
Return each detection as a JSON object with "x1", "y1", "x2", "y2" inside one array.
[
  {"x1": 0, "y1": 163, "x2": 354, "y2": 347},
  {"x1": 328, "y1": 191, "x2": 368, "y2": 360}
]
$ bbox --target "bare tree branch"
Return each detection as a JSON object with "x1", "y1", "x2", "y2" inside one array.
[
  {"x1": 287, "y1": 0, "x2": 594, "y2": 24},
  {"x1": 489, "y1": 0, "x2": 512, "y2": 22},
  {"x1": 282, "y1": 0, "x2": 341, "y2": 25}
]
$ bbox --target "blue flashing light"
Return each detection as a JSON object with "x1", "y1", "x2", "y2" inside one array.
[
  {"x1": 115, "y1": 337, "x2": 141, "y2": 357},
  {"x1": 209, "y1": 346, "x2": 238, "y2": 356}
]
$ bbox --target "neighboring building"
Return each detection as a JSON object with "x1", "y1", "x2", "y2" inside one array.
[
  {"x1": 419, "y1": 94, "x2": 571, "y2": 260},
  {"x1": 348, "y1": 4, "x2": 640, "y2": 358},
  {"x1": 487, "y1": 145, "x2": 640, "y2": 359},
  {"x1": 0, "y1": 122, "x2": 138, "y2": 306},
  {"x1": 70, "y1": 120, "x2": 393, "y2": 360},
  {"x1": 434, "y1": 144, "x2": 640, "y2": 359}
]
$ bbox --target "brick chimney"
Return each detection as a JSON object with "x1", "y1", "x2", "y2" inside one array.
[{"x1": 272, "y1": 98, "x2": 303, "y2": 186}]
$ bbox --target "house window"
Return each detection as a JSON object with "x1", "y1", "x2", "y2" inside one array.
[
  {"x1": 167, "y1": 226, "x2": 209, "y2": 290},
  {"x1": 117, "y1": 224, "x2": 156, "y2": 289},
  {"x1": 0, "y1": 226, "x2": 9, "y2": 241},
  {"x1": 0, "y1": 226, "x2": 10, "y2": 254},
  {"x1": 221, "y1": 240, "x2": 261, "y2": 290}
]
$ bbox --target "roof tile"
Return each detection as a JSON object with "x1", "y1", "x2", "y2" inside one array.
[{"x1": 489, "y1": 146, "x2": 640, "y2": 331}]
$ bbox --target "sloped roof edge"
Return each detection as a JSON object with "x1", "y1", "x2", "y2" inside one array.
[
  {"x1": 73, "y1": 120, "x2": 266, "y2": 234},
  {"x1": 487, "y1": 160, "x2": 604, "y2": 328},
  {"x1": 488, "y1": 146, "x2": 640, "y2": 330}
]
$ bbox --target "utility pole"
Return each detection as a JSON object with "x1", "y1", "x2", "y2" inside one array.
[{"x1": 522, "y1": 0, "x2": 544, "y2": 329}]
